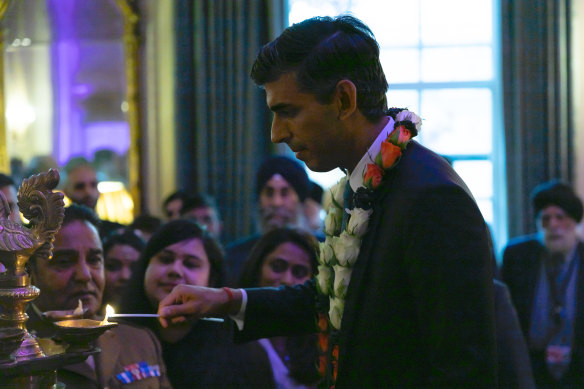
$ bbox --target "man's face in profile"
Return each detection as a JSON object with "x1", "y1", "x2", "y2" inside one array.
[
  {"x1": 65, "y1": 166, "x2": 100, "y2": 210},
  {"x1": 264, "y1": 72, "x2": 345, "y2": 172},
  {"x1": 259, "y1": 174, "x2": 301, "y2": 231},
  {"x1": 537, "y1": 205, "x2": 579, "y2": 255},
  {"x1": 30, "y1": 220, "x2": 105, "y2": 319}
]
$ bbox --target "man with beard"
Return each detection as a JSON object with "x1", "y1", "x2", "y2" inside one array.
[
  {"x1": 63, "y1": 158, "x2": 100, "y2": 210},
  {"x1": 27, "y1": 205, "x2": 171, "y2": 388},
  {"x1": 502, "y1": 181, "x2": 584, "y2": 387},
  {"x1": 225, "y1": 155, "x2": 317, "y2": 285},
  {"x1": 63, "y1": 157, "x2": 124, "y2": 238}
]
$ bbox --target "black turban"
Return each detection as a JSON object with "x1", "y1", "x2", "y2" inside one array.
[
  {"x1": 256, "y1": 156, "x2": 309, "y2": 201},
  {"x1": 532, "y1": 180, "x2": 583, "y2": 222}
]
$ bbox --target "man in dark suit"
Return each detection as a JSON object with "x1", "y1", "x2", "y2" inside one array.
[
  {"x1": 502, "y1": 181, "x2": 584, "y2": 388},
  {"x1": 157, "y1": 15, "x2": 497, "y2": 388}
]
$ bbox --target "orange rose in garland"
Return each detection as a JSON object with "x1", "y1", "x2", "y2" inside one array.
[
  {"x1": 363, "y1": 163, "x2": 384, "y2": 189},
  {"x1": 389, "y1": 125, "x2": 412, "y2": 147},
  {"x1": 363, "y1": 109, "x2": 421, "y2": 190},
  {"x1": 379, "y1": 140, "x2": 401, "y2": 169}
]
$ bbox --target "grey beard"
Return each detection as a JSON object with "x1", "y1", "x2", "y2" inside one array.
[{"x1": 258, "y1": 205, "x2": 307, "y2": 233}]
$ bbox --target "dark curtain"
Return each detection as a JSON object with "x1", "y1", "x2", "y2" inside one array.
[
  {"x1": 174, "y1": 0, "x2": 285, "y2": 244},
  {"x1": 502, "y1": 0, "x2": 573, "y2": 238}
]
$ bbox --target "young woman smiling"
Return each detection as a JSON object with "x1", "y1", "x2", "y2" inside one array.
[{"x1": 120, "y1": 219, "x2": 274, "y2": 388}]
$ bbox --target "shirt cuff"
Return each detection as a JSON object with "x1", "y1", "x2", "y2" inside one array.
[{"x1": 229, "y1": 288, "x2": 247, "y2": 330}]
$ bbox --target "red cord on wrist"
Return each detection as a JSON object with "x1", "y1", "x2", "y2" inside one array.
[{"x1": 222, "y1": 287, "x2": 234, "y2": 302}]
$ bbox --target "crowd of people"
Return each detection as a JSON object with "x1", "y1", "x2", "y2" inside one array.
[
  {"x1": 0, "y1": 13, "x2": 583, "y2": 389},
  {"x1": 0, "y1": 149, "x2": 326, "y2": 388}
]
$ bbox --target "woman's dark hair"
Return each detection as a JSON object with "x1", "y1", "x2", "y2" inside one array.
[
  {"x1": 237, "y1": 228, "x2": 320, "y2": 385},
  {"x1": 119, "y1": 219, "x2": 225, "y2": 328},
  {"x1": 128, "y1": 214, "x2": 163, "y2": 237},
  {"x1": 238, "y1": 228, "x2": 318, "y2": 288},
  {"x1": 102, "y1": 228, "x2": 146, "y2": 257},
  {"x1": 250, "y1": 15, "x2": 388, "y2": 123}
]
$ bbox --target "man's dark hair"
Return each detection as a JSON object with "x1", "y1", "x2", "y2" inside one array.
[
  {"x1": 0, "y1": 173, "x2": 15, "y2": 189},
  {"x1": 29, "y1": 204, "x2": 101, "y2": 266},
  {"x1": 162, "y1": 190, "x2": 188, "y2": 209},
  {"x1": 61, "y1": 204, "x2": 101, "y2": 228},
  {"x1": 129, "y1": 214, "x2": 163, "y2": 236},
  {"x1": 180, "y1": 193, "x2": 220, "y2": 218},
  {"x1": 63, "y1": 156, "x2": 95, "y2": 176},
  {"x1": 250, "y1": 15, "x2": 388, "y2": 122}
]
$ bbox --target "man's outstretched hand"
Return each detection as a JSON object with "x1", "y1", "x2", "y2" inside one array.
[{"x1": 157, "y1": 285, "x2": 242, "y2": 328}]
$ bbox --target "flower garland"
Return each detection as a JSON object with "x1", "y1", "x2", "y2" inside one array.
[{"x1": 315, "y1": 109, "x2": 422, "y2": 330}]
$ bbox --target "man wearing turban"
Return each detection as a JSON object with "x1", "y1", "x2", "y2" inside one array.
[{"x1": 502, "y1": 180, "x2": 584, "y2": 387}]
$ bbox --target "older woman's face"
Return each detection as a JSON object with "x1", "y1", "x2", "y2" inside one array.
[
  {"x1": 144, "y1": 238, "x2": 211, "y2": 306},
  {"x1": 259, "y1": 242, "x2": 312, "y2": 287}
]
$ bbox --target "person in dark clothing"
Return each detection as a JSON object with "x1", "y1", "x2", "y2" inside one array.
[
  {"x1": 157, "y1": 15, "x2": 496, "y2": 388},
  {"x1": 502, "y1": 180, "x2": 584, "y2": 388}
]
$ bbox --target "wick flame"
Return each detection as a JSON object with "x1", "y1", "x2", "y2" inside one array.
[
  {"x1": 73, "y1": 299, "x2": 83, "y2": 316},
  {"x1": 101, "y1": 304, "x2": 114, "y2": 325}
]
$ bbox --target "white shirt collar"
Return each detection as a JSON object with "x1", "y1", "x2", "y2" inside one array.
[{"x1": 348, "y1": 117, "x2": 395, "y2": 192}]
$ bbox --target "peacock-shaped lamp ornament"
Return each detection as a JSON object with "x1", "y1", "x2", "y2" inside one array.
[{"x1": 0, "y1": 169, "x2": 65, "y2": 361}]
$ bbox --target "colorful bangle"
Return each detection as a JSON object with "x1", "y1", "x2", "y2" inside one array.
[{"x1": 222, "y1": 287, "x2": 234, "y2": 302}]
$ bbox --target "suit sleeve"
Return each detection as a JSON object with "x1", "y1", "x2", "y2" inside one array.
[
  {"x1": 493, "y1": 280, "x2": 535, "y2": 388},
  {"x1": 235, "y1": 280, "x2": 319, "y2": 343},
  {"x1": 405, "y1": 184, "x2": 497, "y2": 386}
]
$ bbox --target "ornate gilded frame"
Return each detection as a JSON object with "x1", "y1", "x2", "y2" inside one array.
[
  {"x1": 0, "y1": 0, "x2": 142, "y2": 213},
  {"x1": 0, "y1": 0, "x2": 8, "y2": 173}
]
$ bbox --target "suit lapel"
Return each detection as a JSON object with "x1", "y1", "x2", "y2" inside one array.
[
  {"x1": 95, "y1": 327, "x2": 120, "y2": 387},
  {"x1": 338, "y1": 152, "x2": 399, "y2": 344}
]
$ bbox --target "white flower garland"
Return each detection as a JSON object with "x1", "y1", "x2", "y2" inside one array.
[
  {"x1": 316, "y1": 175, "x2": 372, "y2": 329},
  {"x1": 315, "y1": 109, "x2": 421, "y2": 330}
]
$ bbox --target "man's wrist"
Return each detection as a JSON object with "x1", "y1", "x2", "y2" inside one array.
[{"x1": 221, "y1": 287, "x2": 243, "y2": 316}]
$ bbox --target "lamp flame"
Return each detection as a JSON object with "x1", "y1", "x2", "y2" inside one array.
[
  {"x1": 101, "y1": 304, "x2": 114, "y2": 325},
  {"x1": 73, "y1": 299, "x2": 83, "y2": 316}
]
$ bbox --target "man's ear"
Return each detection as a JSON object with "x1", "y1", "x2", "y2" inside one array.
[{"x1": 335, "y1": 79, "x2": 358, "y2": 120}]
